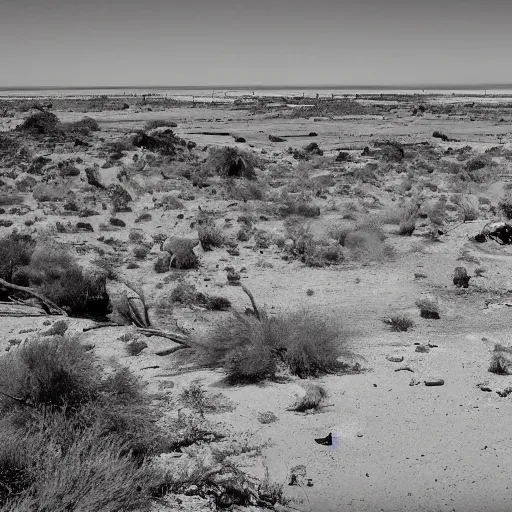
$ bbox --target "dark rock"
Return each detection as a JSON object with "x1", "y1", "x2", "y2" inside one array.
[
  {"x1": 424, "y1": 379, "x2": 444, "y2": 386},
  {"x1": 154, "y1": 251, "x2": 171, "y2": 273},
  {"x1": 76, "y1": 222, "x2": 94, "y2": 232},
  {"x1": 453, "y1": 266, "x2": 471, "y2": 288},
  {"x1": 85, "y1": 166, "x2": 105, "y2": 189},
  {"x1": 109, "y1": 218, "x2": 126, "y2": 227},
  {"x1": 135, "y1": 213, "x2": 152, "y2": 223}
]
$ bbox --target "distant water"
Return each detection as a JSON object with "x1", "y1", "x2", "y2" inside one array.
[{"x1": 2, "y1": 85, "x2": 512, "y2": 102}]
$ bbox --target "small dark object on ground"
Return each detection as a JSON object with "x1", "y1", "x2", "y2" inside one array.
[
  {"x1": 314, "y1": 433, "x2": 332, "y2": 446},
  {"x1": 424, "y1": 379, "x2": 444, "y2": 386},
  {"x1": 475, "y1": 221, "x2": 512, "y2": 245},
  {"x1": 269, "y1": 135, "x2": 286, "y2": 142},
  {"x1": 110, "y1": 218, "x2": 126, "y2": 227},
  {"x1": 76, "y1": 222, "x2": 94, "y2": 232},
  {"x1": 233, "y1": 136, "x2": 246, "y2": 143},
  {"x1": 453, "y1": 266, "x2": 471, "y2": 288}
]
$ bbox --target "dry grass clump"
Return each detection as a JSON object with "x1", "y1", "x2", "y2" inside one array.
[
  {"x1": 206, "y1": 146, "x2": 259, "y2": 180},
  {"x1": 287, "y1": 383, "x2": 328, "y2": 412},
  {"x1": 0, "y1": 233, "x2": 36, "y2": 284},
  {"x1": 170, "y1": 282, "x2": 231, "y2": 311},
  {"x1": 226, "y1": 179, "x2": 267, "y2": 201},
  {"x1": 280, "y1": 197, "x2": 321, "y2": 218},
  {"x1": 383, "y1": 314, "x2": 414, "y2": 332},
  {"x1": 0, "y1": 193, "x2": 24, "y2": 206},
  {"x1": 195, "y1": 308, "x2": 350, "y2": 383},
  {"x1": 499, "y1": 192, "x2": 512, "y2": 219},
  {"x1": 144, "y1": 119, "x2": 177, "y2": 130},
  {"x1": 162, "y1": 238, "x2": 199, "y2": 269},
  {"x1": 415, "y1": 297, "x2": 440, "y2": 319},
  {"x1": 33, "y1": 184, "x2": 73, "y2": 202},
  {"x1": 489, "y1": 344, "x2": 512, "y2": 375},
  {"x1": 451, "y1": 194, "x2": 480, "y2": 221},
  {"x1": 198, "y1": 224, "x2": 224, "y2": 251}
]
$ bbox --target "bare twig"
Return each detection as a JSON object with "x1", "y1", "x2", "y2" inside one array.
[
  {"x1": 0, "y1": 278, "x2": 67, "y2": 316},
  {"x1": 0, "y1": 389, "x2": 34, "y2": 408},
  {"x1": 240, "y1": 284, "x2": 260, "y2": 321},
  {"x1": 155, "y1": 345, "x2": 189, "y2": 356}
]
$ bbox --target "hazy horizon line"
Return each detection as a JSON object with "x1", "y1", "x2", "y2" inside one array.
[{"x1": 1, "y1": 83, "x2": 510, "y2": 92}]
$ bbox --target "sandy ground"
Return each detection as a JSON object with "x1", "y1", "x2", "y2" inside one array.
[{"x1": 2, "y1": 97, "x2": 512, "y2": 511}]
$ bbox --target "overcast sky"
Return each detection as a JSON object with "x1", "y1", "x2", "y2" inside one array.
[{"x1": 1, "y1": 0, "x2": 510, "y2": 87}]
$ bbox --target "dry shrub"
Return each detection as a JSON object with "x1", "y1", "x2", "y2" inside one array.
[
  {"x1": 196, "y1": 309, "x2": 349, "y2": 383},
  {"x1": 22, "y1": 242, "x2": 112, "y2": 318},
  {"x1": 206, "y1": 146, "x2": 259, "y2": 180},
  {"x1": 457, "y1": 195, "x2": 480, "y2": 221},
  {"x1": 198, "y1": 224, "x2": 224, "y2": 251},
  {"x1": 17, "y1": 111, "x2": 61, "y2": 136},
  {"x1": 0, "y1": 233, "x2": 36, "y2": 284},
  {"x1": 33, "y1": 184, "x2": 73, "y2": 202},
  {"x1": 144, "y1": 119, "x2": 177, "y2": 130},
  {"x1": 162, "y1": 238, "x2": 199, "y2": 269},
  {"x1": 415, "y1": 297, "x2": 440, "y2": 319},
  {"x1": 0, "y1": 431, "x2": 157, "y2": 512},
  {"x1": 0, "y1": 193, "x2": 23, "y2": 206},
  {"x1": 170, "y1": 282, "x2": 231, "y2": 311},
  {"x1": 489, "y1": 344, "x2": 512, "y2": 375},
  {"x1": 499, "y1": 192, "x2": 512, "y2": 220},
  {"x1": 384, "y1": 314, "x2": 414, "y2": 332},
  {"x1": 344, "y1": 230, "x2": 393, "y2": 262},
  {"x1": 0, "y1": 335, "x2": 99, "y2": 413},
  {"x1": 288, "y1": 383, "x2": 328, "y2": 412},
  {"x1": 226, "y1": 179, "x2": 266, "y2": 201}
]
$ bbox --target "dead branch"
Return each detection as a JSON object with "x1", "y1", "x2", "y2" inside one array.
[
  {"x1": 137, "y1": 328, "x2": 191, "y2": 346},
  {"x1": 155, "y1": 345, "x2": 189, "y2": 356},
  {"x1": 0, "y1": 390, "x2": 34, "y2": 408},
  {"x1": 83, "y1": 322, "x2": 126, "y2": 332},
  {"x1": 0, "y1": 278, "x2": 68, "y2": 316},
  {"x1": 240, "y1": 284, "x2": 260, "y2": 321}
]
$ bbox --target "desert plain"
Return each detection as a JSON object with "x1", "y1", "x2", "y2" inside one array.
[{"x1": 1, "y1": 91, "x2": 512, "y2": 511}]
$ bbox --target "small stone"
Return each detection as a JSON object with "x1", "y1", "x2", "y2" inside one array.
[
  {"x1": 154, "y1": 252, "x2": 171, "y2": 273},
  {"x1": 109, "y1": 217, "x2": 126, "y2": 227},
  {"x1": 76, "y1": 222, "x2": 94, "y2": 232},
  {"x1": 480, "y1": 386, "x2": 492, "y2": 392},
  {"x1": 227, "y1": 249, "x2": 240, "y2": 256},
  {"x1": 386, "y1": 356, "x2": 404, "y2": 362},
  {"x1": 424, "y1": 379, "x2": 444, "y2": 386}
]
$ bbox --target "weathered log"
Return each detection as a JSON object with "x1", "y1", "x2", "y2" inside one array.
[{"x1": 0, "y1": 278, "x2": 67, "y2": 316}]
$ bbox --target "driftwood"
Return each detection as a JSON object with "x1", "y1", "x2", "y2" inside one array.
[{"x1": 0, "y1": 278, "x2": 68, "y2": 316}]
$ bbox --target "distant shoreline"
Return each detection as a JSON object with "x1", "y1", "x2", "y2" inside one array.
[{"x1": 0, "y1": 84, "x2": 511, "y2": 92}]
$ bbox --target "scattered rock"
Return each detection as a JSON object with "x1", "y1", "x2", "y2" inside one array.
[
  {"x1": 76, "y1": 222, "x2": 94, "y2": 232},
  {"x1": 109, "y1": 217, "x2": 126, "y2": 227},
  {"x1": 424, "y1": 379, "x2": 444, "y2": 386},
  {"x1": 386, "y1": 356, "x2": 404, "y2": 362},
  {"x1": 154, "y1": 251, "x2": 171, "y2": 273},
  {"x1": 453, "y1": 266, "x2": 471, "y2": 288},
  {"x1": 85, "y1": 166, "x2": 105, "y2": 189}
]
